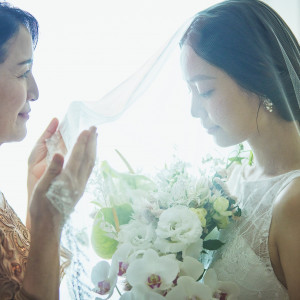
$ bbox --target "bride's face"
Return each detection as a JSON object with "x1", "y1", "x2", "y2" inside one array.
[{"x1": 180, "y1": 45, "x2": 260, "y2": 147}]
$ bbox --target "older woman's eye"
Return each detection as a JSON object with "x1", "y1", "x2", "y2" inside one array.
[{"x1": 18, "y1": 69, "x2": 31, "y2": 79}]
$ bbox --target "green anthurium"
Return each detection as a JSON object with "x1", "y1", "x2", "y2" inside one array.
[
  {"x1": 100, "y1": 161, "x2": 156, "y2": 192},
  {"x1": 91, "y1": 225, "x2": 118, "y2": 259},
  {"x1": 101, "y1": 204, "x2": 134, "y2": 227},
  {"x1": 91, "y1": 204, "x2": 134, "y2": 259}
]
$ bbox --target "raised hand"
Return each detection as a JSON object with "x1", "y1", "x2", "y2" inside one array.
[
  {"x1": 26, "y1": 118, "x2": 67, "y2": 229},
  {"x1": 29, "y1": 126, "x2": 97, "y2": 231},
  {"x1": 27, "y1": 118, "x2": 67, "y2": 200}
]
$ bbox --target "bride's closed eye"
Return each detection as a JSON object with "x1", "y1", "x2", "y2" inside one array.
[
  {"x1": 186, "y1": 82, "x2": 215, "y2": 99},
  {"x1": 198, "y1": 89, "x2": 214, "y2": 98}
]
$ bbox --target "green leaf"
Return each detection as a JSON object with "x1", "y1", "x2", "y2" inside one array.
[
  {"x1": 203, "y1": 239, "x2": 225, "y2": 250},
  {"x1": 91, "y1": 223, "x2": 118, "y2": 259},
  {"x1": 101, "y1": 204, "x2": 134, "y2": 227},
  {"x1": 228, "y1": 157, "x2": 246, "y2": 164},
  {"x1": 248, "y1": 151, "x2": 254, "y2": 166}
]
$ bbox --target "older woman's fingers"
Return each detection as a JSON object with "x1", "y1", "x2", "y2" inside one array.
[
  {"x1": 37, "y1": 118, "x2": 59, "y2": 144},
  {"x1": 64, "y1": 129, "x2": 90, "y2": 175},
  {"x1": 78, "y1": 127, "x2": 97, "y2": 182},
  {"x1": 38, "y1": 153, "x2": 64, "y2": 192}
]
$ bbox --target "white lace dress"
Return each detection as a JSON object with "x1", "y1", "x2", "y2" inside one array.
[{"x1": 211, "y1": 164, "x2": 300, "y2": 299}]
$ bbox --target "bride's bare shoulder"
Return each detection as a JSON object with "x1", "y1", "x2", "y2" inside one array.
[
  {"x1": 274, "y1": 176, "x2": 300, "y2": 209},
  {"x1": 271, "y1": 176, "x2": 300, "y2": 298}
]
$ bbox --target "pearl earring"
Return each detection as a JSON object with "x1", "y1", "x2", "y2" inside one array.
[{"x1": 262, "y1": 97, "x2": 273, "y2": 112}]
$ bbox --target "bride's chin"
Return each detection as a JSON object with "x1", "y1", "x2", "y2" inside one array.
[{"x1": 213, "y1": 134, "x2": 243, "y2": 148}]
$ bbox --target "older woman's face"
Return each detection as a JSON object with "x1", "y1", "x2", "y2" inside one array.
[{"x1": 0, "y1": 26, "x2": 39, "y2": 144}]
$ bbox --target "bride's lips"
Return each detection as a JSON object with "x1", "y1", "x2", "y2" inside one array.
[{"x1": 206, "y1": 126, "x2": 219, "y2": 135}]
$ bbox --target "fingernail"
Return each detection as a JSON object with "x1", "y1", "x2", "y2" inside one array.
[{"x1": 90, "y1": 126, "x2": 97, "y2": 134}]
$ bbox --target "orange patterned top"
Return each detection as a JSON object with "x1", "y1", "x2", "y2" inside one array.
[
  {"x1": 0, "y1": 193, "x2": 72, "y2": 299},
  {"x1": 0, "y1": 192, "x2": 31, "y2": 299}
]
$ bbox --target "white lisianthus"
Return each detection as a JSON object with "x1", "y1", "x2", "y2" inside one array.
[
  {"x1": 91, "y1": 260, "x2": 118, "y2": 299},
  {"x1": 126, "y1": 249, "x2": 179, "y2": 292},
  {"x1": 165, "y1": 276, "x2": 212, "y2": 300},
  {"x1": 118, "y1": 220, "x2": 155, "y2": 250},
  {"x1": 154, "y1": 206, "x2": 202, "y2": 253},
  {"x1": 204, "y1": 268, "x2": 240, "y2": 300}
]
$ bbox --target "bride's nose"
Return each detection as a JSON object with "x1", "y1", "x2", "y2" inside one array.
[{"x1": 191, "y1": 94, "x2": 207, "y2": 119}]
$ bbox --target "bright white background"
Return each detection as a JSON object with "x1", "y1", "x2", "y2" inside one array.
[{"x1": 0, "y1": 0, "x2": 298, "y2": 299}]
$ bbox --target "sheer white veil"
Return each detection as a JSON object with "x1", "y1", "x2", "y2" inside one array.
[{"x1": 52, "y1": 0, "x2": 299, "y2": 298}]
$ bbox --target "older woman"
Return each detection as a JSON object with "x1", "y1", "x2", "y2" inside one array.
[{"x1": 0, "y1": 3, "x2": 96, "y2": 299}]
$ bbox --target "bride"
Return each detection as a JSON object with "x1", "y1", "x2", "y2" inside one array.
[
  {"x1": 179, "y1": 0, "x2": 300, "y2": 298},
  {"x1": 54, "y1": 0, "x2": 299, "y2": 299}
]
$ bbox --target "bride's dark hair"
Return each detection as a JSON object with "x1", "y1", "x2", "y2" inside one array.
[{"x1": 180, "y1": 0, "x2": 300, "y2": 121}]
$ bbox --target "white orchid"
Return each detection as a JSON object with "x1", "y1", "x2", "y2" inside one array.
[
  {"x1": 119, "y1": 285, "x2": 165, "y2": 300},
  {"x1": 91, "y1": 260, "x2": 118, "y2": 299},
  {"x1": 111, "y1": 243, "x2": 135, "y2": 277},
  {"x1": 165, "y1": 276, "x2": 212, "y2": 300},
  {"x1": 154, "y1": 206, "x2": 202, "y2": 253},
  {"x1": 204, "y1": 269, "x2": 240, "y2": 300},
  {"x1": 126, "y1": 249, "x2": 179, "y2": 292},
  {"x1": 179, "y1": 256, "x2": 205, "y2": 280}
]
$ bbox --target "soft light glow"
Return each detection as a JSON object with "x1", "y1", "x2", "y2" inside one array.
[{"x1": 0, "y1": 0, "x2": 297, "y2": 299}]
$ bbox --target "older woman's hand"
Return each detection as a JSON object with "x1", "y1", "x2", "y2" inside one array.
[
  {"x1": 29, "y1": 126, "x2": 97, "y2": 232},
  {"x1": 27, "y1": 119, "x2": 67, "y2": 197},
  {"x1": 26, "y1": 118, "x2": 67, "y2": 229}
]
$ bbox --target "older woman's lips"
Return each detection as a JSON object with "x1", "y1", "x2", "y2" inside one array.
[{"x1": 18, "y1": 112, "x2": 30, "y2": 120}]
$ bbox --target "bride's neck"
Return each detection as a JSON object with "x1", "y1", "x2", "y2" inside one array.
[{"x1": 247, "y1": 118, "x2": 300, "y2": 178}]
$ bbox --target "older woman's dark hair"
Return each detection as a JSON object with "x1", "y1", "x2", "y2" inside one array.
[
  {"x1": 180, "y1": 0, "x2": 300, "y2": 121},
  {"x1": 0, "y1": 2, "x2": 39, "y2": 63}
]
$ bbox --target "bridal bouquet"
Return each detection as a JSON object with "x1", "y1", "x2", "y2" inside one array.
[{"x1": 89, "y1": 151, "x2": 243, "y2": 300}]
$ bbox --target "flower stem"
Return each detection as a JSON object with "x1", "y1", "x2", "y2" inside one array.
[
  {"x1": 115, "y1": 149, "x2": 135, "y2": 174},
  {"x1": 112, "y1": 207, "x2": 120, "y2": 232},
  {"x1": 116, "y1": 284, "x2": 122, "y2": 296}
]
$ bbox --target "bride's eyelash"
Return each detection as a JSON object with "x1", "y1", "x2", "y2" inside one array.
[
  {"x1": 186, "y1": 84, "x2": 214, "y2": 98},
  {"x1": 199, "y1": 89, "x2": 214, "y2": 98}
]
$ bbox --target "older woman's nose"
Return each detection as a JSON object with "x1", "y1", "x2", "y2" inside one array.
[{"x1": 27, "y1": 73, "x2": 39, "y2": 101}]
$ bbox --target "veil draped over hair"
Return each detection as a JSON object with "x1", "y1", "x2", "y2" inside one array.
[{"x1": 49, "y1": 0, "x2": 299, "y2": 298}]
